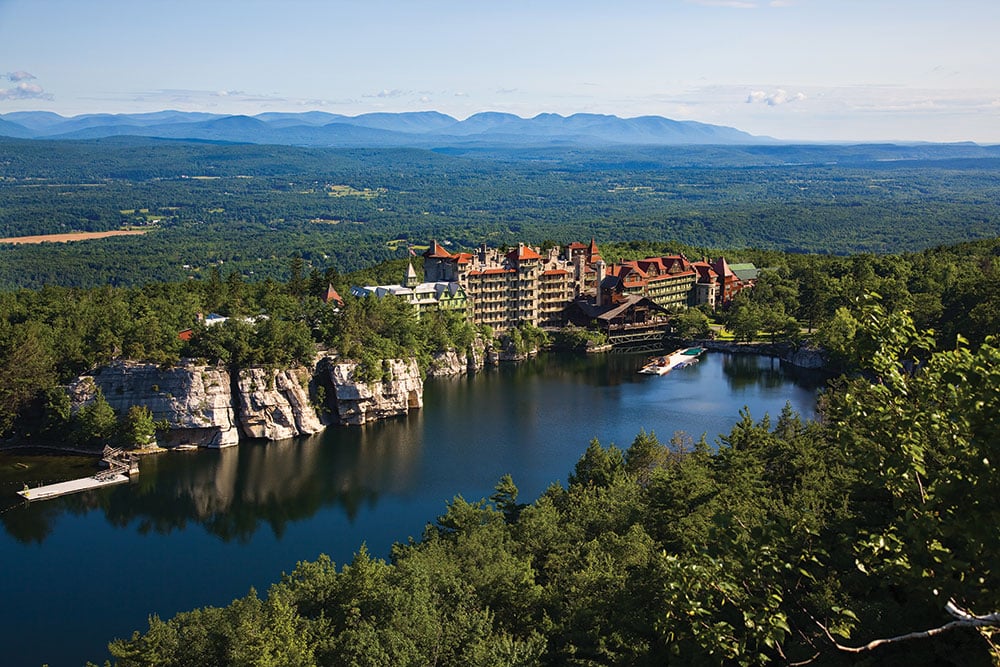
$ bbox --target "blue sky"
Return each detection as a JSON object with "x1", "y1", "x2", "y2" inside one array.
[{"x1": 1, "y1": 0, "x2": 998, "y2": 142}]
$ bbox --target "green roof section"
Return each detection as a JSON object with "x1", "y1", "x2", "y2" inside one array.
[{"x1": 728, "y1": 263, "x2": 760, "y2": 282}]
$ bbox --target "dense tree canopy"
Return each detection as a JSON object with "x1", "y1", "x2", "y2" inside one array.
[{"x1": 103, "y1": 302, "x2": 1000, "y2": 666}]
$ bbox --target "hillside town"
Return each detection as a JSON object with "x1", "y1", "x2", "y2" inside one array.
[{"x1": 351, "y1": 240, "x2": 759, "y2": 336}]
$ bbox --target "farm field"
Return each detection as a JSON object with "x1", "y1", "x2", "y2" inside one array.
[{"x1": 0, "y1": 229, "x2": 150, "y2": 244}]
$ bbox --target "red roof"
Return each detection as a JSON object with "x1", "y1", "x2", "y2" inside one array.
[
  {"x1": 453, "y1": 252, "x2": 474, "y2": 264},
  {"x1": 423, "y1": 240, "x2": 454, "y2": 259},
  {"x1": 506, "y1": 244, "x2": 542, "y2": 262},
  {"x1": 542, "y1": 269, "x2": 569, "y2": 276},
  {"x1": 324, "y1": 284, "x2": 344, "y2": 305}
]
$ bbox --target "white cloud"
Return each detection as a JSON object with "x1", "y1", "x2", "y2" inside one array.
[
  {"x1": 364, "y1": 89, "x2": 408, "y2": 99},
  {"x1": 6, "y1": 71, "x2": 36, "y2": 82},
  {"x1": 746, "y1": 89, "x2": 806, "y2": 105},
  {"x1": 0, "y1": 81, "x2": 52, "y2": 101}
]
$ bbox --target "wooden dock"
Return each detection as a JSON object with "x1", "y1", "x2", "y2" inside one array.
[
  {"x1": 18, "y1": 473, "x2": 130, "y2": 501},
  {"x1": 16, "y1": 445, "x2": 138, "y2": 502}
]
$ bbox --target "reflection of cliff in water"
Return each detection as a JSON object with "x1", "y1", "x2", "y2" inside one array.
[
  {"x1": 4, "y1": 412, "x2": 425, "y2": 544},
  {"x1": 721, "y1": 353, "x2": 832, "y2": 392},
  {"x1": 452, "y1": 352, "x2": 649, "y2": 389}
]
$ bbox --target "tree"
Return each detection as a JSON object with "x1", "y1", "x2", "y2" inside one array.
[
  {"x1": 74, "y1": 387, "x2": 118, "y2": 447},
  {"x1": 673, "y1": 308, "x2": 711, "y2": 339},
  {"x1": 823, "y1": 298, "x2": 1000, "y2": 656},
  {"x1": 122, "y1": 405, "x2": 157, "y2": 448}
]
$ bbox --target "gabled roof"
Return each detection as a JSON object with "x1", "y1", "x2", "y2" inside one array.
[
  {"x1": 423, "y1": 240, "x2": 454, "y2": 259},
  {"x1": 506, "y1": 244, "x2": 543, "y2": 262},
  {"x1": 575, "y1": 294, "x2": 668, "y2": 321},
  {"x1": 323, "y1": 284, "x2": 344, "y2": 305},
  {"x1": 691, "y1": 262, "x2": 719, "y2": 281},
  {"x1": 712, "y1": 256, "x2": 736, "y2": 279}
]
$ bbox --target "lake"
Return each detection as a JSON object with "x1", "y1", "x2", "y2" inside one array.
[{"x1": 0, "y1": 350, "x2": 828, "y2": 666}]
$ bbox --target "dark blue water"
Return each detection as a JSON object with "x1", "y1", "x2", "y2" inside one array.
[{"x1": 0, "y1": 351, "x2": 827, "y2": 666}]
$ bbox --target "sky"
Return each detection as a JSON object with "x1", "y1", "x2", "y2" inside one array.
[{"x1": 1, "y1": 0, "x2": 998, "y2": 143}]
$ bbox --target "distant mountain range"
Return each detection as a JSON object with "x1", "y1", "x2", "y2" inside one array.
[{"x1": 0, "y1": 110, "x2": 767, "y2": 147}]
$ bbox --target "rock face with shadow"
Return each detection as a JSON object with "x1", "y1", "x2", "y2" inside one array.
[
  {"x1": 235, "y1": 367, "x2": 324, "y2": 440},
  {"x1": 69, "y1": 361, "x2": 241, "y2": 447},
  {"x1": 318, "y1": 357, "x2": 424, "y2": 426},
  {"x1": 68, "y1": 351, "x2": 467, "y2": 446},
  {"x1": 70, "y1": 360, "x2": 325, "y2": 448}
]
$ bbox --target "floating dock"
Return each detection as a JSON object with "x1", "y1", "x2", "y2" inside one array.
[
  {"x1": 17, "y1": 472, "x2": 130, "y2": 501},
  {"x1": 638, "y1": 347, "x2": 704, "y2": 375},
  {"x1": 16, "y1": 446, "x2": 138, "y2": 502}
]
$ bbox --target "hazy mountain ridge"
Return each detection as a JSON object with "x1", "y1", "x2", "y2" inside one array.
[{"x1": 0, "y1": 109, "x2": 765, "y2": 147}]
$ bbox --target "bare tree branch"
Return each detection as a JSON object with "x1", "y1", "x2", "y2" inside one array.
[{"x1": 819, "y1": 600, "x2": 1000, "y2": 654}]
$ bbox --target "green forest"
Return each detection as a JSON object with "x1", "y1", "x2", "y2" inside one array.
[
  {"x1": 102, "y1": 302, "x2": 1000, "y2": 666},
  {"x1": 2, "y1": 137, "x2": 1000, "y2": 289},
  {"x1": 1, "y1": 136, "x2": 999, "y2": 664}
]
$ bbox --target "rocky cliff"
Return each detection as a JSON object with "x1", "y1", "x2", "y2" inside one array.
[
  {"x1": 319, "y1": 357, "x2": 423, "y2": 425},
  {"x1": 69, "y1": 355, "x2": 431, "y2": 447},
  {"x1": 425, "y1": 337, "x2": 496, "y2": 378},
  {"x1": 235, "y1": 367, "x2": 325, "y2": 440},
  {"x1": 70, "y1": 360, "x2": 324, "y2": 448},
  {"x1": 69, "y1": 361, "x2": 241, "y2": 448}
]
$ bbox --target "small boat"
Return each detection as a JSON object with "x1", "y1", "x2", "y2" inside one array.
[{"x1": 638, "y1": 347, "x2": 704, "y2": 376}]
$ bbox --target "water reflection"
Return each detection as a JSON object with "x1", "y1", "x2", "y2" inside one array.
[
  {"x1": 0, "y1": 352, "x2": 828, "y2": 546},
  {"x1": 720, "y1": 352, "x2": 831, "y2": 393},
  {"x1": 3, "y1": 413, "x2": 427, "y2": 544}
]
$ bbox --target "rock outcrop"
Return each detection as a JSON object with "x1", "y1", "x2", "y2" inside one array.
[
  {"x1": 321, "y1": 357, "x2": 423, "y2": 425},
  {"x1": 701, "y1": 340, "x2": 830, "y2": 370},
  {"x1": 235, "y1": 368, "x2": 324, "y2": 440},
  {"x1": 781, "y1": 344, "x2": 827, "y2": 369},
  {"x1": 69, "y1": 361, "x2": 240, "y2": 448},
  {"x1": 426, "y1": 349, "x2": 467, "y2": 378},
  {"x1": 67, "y1": 352, "x2": 455, "y2": 447}
]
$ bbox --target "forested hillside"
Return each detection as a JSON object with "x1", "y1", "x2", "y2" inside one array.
[
  {"x1": 104, "y1": 302, "x2": 1000, "y2": 666},
  {"x1": 2, "y1": 236, "x2": 999, "y2": 442},
  {"x1": 2, "y1": 138, "x2": 1000, "y2": 289}
]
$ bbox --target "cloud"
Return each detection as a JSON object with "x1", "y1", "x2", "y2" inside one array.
[
  {"x1": 746, "y1": 89, "x2": 806, "y2": 106},
  {"x1": 364, "y1": 89, "x2": 408, "y2": 99},
  {"x1": 496, "y1": 88, "x2": 518, "y2": 95},
  {"x1": 6, "y1": 71, "x2": 36, "y2": 82},
  {"x1": 0, "y1": 81, "x2": 52, "y2": 101}
]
